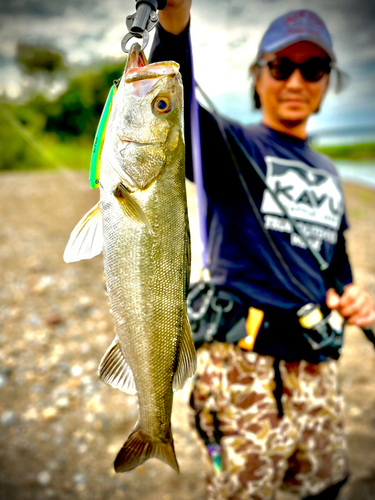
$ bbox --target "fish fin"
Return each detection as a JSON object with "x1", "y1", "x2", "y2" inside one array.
[
  {"x1": 173, "y1": 313, "x2": 197, "y2": 391},
  {"x1": 114, "y1": 183, "x2": 153, "y2": 235},
  {"x1": 98, "y1": 337, "x2": 136, "y2": 395},
  {"x1": 63, "y1": 203, "x2": 103, "y2": 263},
  {"x1": 114, "y1": 424, "x2": 179, "y2": 473},
  {"x1": 185, "y1": 223, "x2": 191, "y2": 298}
]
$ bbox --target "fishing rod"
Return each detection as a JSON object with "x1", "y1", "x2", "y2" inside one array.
[{"x1": 122, "y1": 0, "x2": 167, "y2": 53}]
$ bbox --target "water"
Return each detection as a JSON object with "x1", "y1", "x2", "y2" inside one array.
[{"x1": 334, "y1": 160, "x2": 375, "y2": 190}]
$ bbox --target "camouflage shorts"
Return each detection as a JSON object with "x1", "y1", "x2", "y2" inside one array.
[{"x1": 189, "y1": 342, "x2": 348, "y2": 500}]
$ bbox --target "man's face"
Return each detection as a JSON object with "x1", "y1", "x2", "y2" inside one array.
[{"x1": 255, "y1": 41, "x2": 330, "y2": 130}]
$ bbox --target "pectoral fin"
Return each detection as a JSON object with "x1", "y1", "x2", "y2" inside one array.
[
  {"x1": 114, "y1": 183, "x2": 153, "y2": 235},
  {"x1": 173, "y1": 313, "x2": 197, "y2": 391},
  {"x1": 98, "y1": 337, "x2": 136, "y2": 395},
  {"x1": 63, "y1": 203, "x2": 103, "y2": 263}
]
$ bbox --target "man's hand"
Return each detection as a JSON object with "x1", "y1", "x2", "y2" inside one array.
[
  {"x1": 158, "y1": 0, "x2": 192, "y2": 35},
  {"x1": 326, "y1": 284, "x2": 375, "y2": 327}
]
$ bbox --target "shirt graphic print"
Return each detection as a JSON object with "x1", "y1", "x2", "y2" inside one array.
[{"x1": 260, "y1": 156, "x2": 345, "y2": 252}]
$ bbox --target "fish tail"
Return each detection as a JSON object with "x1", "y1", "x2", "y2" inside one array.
[{"x1": 114, "y1": 425, "x2": 179, "y2": 473}]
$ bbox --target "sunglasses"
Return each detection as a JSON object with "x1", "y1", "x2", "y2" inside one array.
[{"x1": 258, "y1": 57, "x2": 332, "y2": 82}]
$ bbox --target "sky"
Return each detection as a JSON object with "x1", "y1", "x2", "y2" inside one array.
[{"x1": 0, "y1": 0, "x2": 374, "y2": 137}]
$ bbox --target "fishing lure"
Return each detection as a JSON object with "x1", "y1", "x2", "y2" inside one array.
[
  {"x1": 207, "y1": 443, "x2": 222, "y2": 474},
  {"x1": 89, "y1": 84, "x2": 117, "y2": 189}
]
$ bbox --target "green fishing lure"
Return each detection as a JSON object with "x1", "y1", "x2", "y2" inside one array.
[{"x1": 89, "y1": 85, "x2": 116, "y2": 189}]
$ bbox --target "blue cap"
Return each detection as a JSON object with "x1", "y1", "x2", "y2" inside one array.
[{"x1": 255, "y1": 10, "x2": 336, "y2": 63}]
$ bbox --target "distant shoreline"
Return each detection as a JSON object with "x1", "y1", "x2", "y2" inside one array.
[
  {"x1": 313, "y1": 142, "x2": 375, "y2": 161},
  {"x1": 0, "y1": 139, "x2": 374, "y2": 173}
]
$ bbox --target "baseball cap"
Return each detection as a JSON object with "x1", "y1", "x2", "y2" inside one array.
[{"x1": 254, "y1": 10, "x2": 336, "y2": 63}]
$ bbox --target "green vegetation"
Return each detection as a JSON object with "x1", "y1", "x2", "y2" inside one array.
[
  {"x1": 313, "y1": 142, "x2": 375, "y2": 161},
  {"x1": 0, "y1": 43, "x2": 124, "y2": 171},
  {"x1": 16, "y1": 43, "x2": 66, "y2": 77}
]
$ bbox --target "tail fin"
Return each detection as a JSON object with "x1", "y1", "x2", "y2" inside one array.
[{"x1": 114, "y1": 426, "x2": 179, "y2": 473}]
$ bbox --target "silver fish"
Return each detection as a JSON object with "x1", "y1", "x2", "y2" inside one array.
[{"x1": 64, "y1": 44, "x2": 196, "y2": 473}]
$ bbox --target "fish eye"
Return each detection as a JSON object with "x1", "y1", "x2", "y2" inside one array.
[{"x1": 153, "y1": 96, "x2": 172, "y2": 115}]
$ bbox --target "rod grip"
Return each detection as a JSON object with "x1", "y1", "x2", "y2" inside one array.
[{"x1": 330, "y1": 275, "x2": 375, "y2": 349}]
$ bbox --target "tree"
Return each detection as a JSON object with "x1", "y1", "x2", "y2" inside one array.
[
  {"x1": 44, "y1": 61, "x2": 124, "y2": 139},
  {"x1": 16, "y1": 43, "x2": 66, "y2": 77}
]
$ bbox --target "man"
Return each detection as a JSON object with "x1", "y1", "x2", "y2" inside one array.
[{"x1": 150, "y1": 2, "x2": 375, "y2": 499}]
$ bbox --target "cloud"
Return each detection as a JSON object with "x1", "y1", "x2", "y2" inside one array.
[
  {"x1": 188, "y1": 0, "x2": 375, "y2": 128},
  {"x1": 0, "y1": 0, "x2": 374, "y2": 131}
]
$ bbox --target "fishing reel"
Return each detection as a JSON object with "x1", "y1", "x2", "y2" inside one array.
[{"x1": 122, "y1": 0, "x2": 168, "y2": 53}]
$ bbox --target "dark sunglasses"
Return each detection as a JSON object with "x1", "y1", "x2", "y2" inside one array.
[{"x1": 258, "y1": 57, "x2": 332, "y2": 82}]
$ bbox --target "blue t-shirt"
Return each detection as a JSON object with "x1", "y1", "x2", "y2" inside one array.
[
  {"x1": 150, "y1": 23, "x2": 353, "y2": 360},
  {"x1": 198, "y1": 115, "x2": 351, "y2": 309}
]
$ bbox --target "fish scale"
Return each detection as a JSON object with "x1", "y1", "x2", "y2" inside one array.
[{"x1": 63, "y1": 44, "x2": 196, "y2": 472}]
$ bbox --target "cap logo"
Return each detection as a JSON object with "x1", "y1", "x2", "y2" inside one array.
[
  {"x1": 254, "y1": 9, "x2": 335, "y2": 64},
  {"x1": 285, "y1": 11, "x2": 324, "y2": 28},
  {"x1": 283, "y1": 11, "x2": 325, "y2": 37}
]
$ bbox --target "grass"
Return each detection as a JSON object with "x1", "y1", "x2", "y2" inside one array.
[
  {"x1": 312, "y1": 142, "x2": 375, "y2": 161},
  {"x1": 0, "y1": 108, "x2": 93, "y2": 172},
  {"x1": 44, "y1": 136, "x2": 92, "y2": 171}
]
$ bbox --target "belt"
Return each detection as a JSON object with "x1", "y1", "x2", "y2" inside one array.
[{"x1": 225, "y1": 304, "x2": 343, "y2": 360}]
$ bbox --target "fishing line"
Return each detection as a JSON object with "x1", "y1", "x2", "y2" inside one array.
[{"x1": 189, "y1": 35, "x2": 210, "y2": 274}]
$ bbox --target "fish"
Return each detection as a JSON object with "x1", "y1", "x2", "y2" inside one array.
[{"x1": 63, "y1": 43, "x2": 196, "y2": 473}]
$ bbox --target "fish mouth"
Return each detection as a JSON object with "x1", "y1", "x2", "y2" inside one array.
[
  {"x1": 125, "y1": 43, "x2": 148, "y2": 74},
  {"x1": 121, "y1": 43, "x2": 180, "y2": 101},
  {"x1": 125, "y1": 62, "x2": 180, "y2": 84},
  {"x1": 124, "y1": 41, "x2": 179, "y2": 84}
]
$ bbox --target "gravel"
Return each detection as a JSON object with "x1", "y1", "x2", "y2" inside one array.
[{"x1": 0, "y1": 170, "x2": 374, "y2": 500}]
